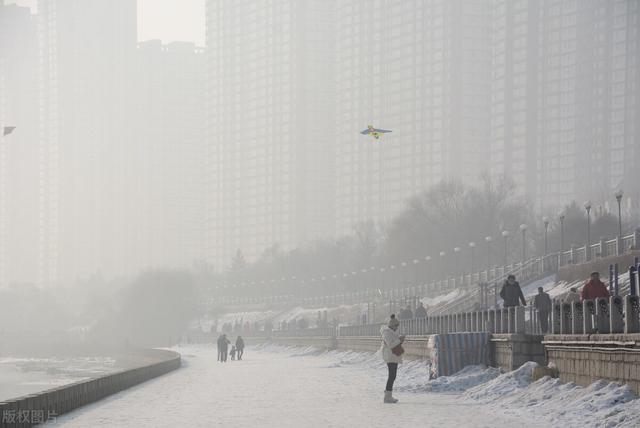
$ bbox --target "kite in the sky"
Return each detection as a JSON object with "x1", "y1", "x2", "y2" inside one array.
[
  {"x1": 360, "y1": 125, "x2": 392, "y2": 140},
  {"x1": 3, "y1": 126, "x2": 16, "y2": 137}
]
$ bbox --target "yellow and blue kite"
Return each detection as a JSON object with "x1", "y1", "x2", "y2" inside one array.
[{"x1": 360, "y1": 125, "x2": 392, "y2": 140}]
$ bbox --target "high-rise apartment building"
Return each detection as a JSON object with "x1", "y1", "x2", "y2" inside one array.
[
  {"x1": 334, "y1": 0, "x2": 492, "y2": 235},
  {"x1": 134, "y1": 40, "x2": 206, "y2": 270},
  {"x1": 37, "y1": 0, "x2": 137, "y2": 285},
  {"x1": 205, "y1": 0, "x2": 336, "y2": 268},
  {"x1": 0, "y1": 1, "x2": 39, "y2": 287},
  {"x1": 491, "y1": 0, "x2": 640, "y2": 212}
]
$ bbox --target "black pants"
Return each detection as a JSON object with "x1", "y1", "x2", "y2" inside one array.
[
  {"x1": 539, "y1": 310, "x2": 549, "y2": 334},
  {"x1": 386, "y1": 363, "x2": 398, "y2": 392}
]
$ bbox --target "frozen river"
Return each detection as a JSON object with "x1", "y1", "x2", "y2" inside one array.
[
  {"x1": 0, "y1": 356, "x2": 116, "y2": 402},
  {"x1": 51, "y1": 345, "x2": 528, "y2": 428}
]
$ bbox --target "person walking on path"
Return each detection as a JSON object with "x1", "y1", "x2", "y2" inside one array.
[
  {"x1": 581, "y1": 272, "x2": 610, "y2": 301},
  {"x1": 236, "y1": 336, "x2": 245, "y2": 360},
  {"x1": 380, "y1": 314, "x2": 405, "y2": 404},
  {"x1": 534, "y1": 287, "x2": 552, "y2": 333},
  {"x1": 217, "y1": 334, "x2": 230, "y2": 362},
  {"x1": 499, "y1": 274, "x2": 527, "y2": 307},
  {"x1": 216, "y1": 334, "x2": 223, "y2": 361}
]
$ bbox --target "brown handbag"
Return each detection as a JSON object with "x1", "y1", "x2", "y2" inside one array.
[{"x1": 392, "y1": 344, "x2": 404, "y2": 356}]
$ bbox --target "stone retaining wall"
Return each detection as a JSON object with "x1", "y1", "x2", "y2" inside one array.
[
  {"x1": 491, "y1": 334, "x2": 546, "y2": 370},
  {"x1": 0, "y1": 349, "x2": 181, "y2": 428},
  {"x1": 544, "y1": 334, "x2": 640, "y2": 394}
]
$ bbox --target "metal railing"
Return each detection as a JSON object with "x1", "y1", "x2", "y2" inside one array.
[
  {"x1": 270, "y1": 327, "x2": 338, "y2": 338},
  {"x1": 527, "y1": 296, "x2": 640, "y2": 335},
  {"x1": 430, "y1": 256, "x2": 547, "y2": 316},
  {"x1": 339, "y1": 307, "x2": 527, "y2": 337},
  {"x1": 262, "y1": 295, "x2": 640, "y2": 339},
  {"x1": 212, "y1": 230, "x2": 639, "y2": 308}
]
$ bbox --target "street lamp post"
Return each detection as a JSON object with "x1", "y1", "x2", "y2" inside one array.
[
  {"x1": 485, "y1": 236, "x2": 492, "y2": 271},
  {"x1": 469, "y1": 242, "x2": 476, "y2": 273},
  {"x1": 584, "y1": 201, "x2": 592, "y2": 261},
  {"x1": 439, "y1": 251, "x2": 446, "y2": 278},
  {"x1": 519, "y1": 224, "x2": 528, "y2": 262},
  {"x1": 559, "y1": 212, "x2": 566, "y2": 255},
  {"x1": 542, "y1": 217, "x2": 549, "y2": 256},
  {"x1": 542, "y1": 217, "x2": 550, "y2": 271},
  {"x1": 615, "y1": 190, "x2": 624, "y2": 254},
  {"x1": 501, "y1": 230, "x2": 510, "y2": 266},
  {"x1": 453, "y1": 247, "x2": 461, "y2": 273},
  {"x1": 423, "y1": 256, "x2": 431, "y2": 283}
]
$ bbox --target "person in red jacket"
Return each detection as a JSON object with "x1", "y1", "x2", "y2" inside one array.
[{"x1": 581, "y1": 272, "x2": 610, "y2": 301}]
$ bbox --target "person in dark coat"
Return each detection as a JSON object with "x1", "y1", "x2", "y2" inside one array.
[
  {"x1": 398, "y1": 305, "x2": 413, "y2": 320},
  {"x1": 217, "y1": 334, "x2": 230, "y2": 362},
  {"x1": 236, "y1": 336, "x2": 245, "y2": 360},
  {"x1": 533, "y1": 287, "x2": 552, "y2": 333},
  {"x1": 581, "y1": 272, "x2": 610, "y2": 301},
  {"x1": 414, "y1": 302, "x2": 427, "y2": 318},
  {"x1": 499, "y1": 274, "x2": 527, "y2": 307}
]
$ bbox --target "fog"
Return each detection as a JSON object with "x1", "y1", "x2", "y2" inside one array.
[{"x1": 0, "y1": 0, "x2": 639, "y2": 365}]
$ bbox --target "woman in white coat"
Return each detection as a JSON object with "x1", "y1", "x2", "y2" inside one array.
[{"x1": 380, "y1": 314, "x2": 405, "y2": 403}]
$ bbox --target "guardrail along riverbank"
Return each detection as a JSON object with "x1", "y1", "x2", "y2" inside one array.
[{"x1": 0, "y1": 349, "x2": 181, "y2": 428}]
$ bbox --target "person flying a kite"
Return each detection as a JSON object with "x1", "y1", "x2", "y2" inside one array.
[{"x1": 360, "y1": 125, "x2": 391, "y2": 140}]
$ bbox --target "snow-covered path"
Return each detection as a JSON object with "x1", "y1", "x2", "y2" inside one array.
[{"x1": 50, "y1": 345, "x2": 527, "y2": 428}]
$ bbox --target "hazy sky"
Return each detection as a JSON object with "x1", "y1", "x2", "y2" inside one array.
[{"x1": 7, "y1": 0, "x2": 205, "y2": 45}]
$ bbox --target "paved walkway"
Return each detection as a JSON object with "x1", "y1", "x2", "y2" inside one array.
[{"x1": 50, "y1": 346, "x2": 530, "y2": 427}]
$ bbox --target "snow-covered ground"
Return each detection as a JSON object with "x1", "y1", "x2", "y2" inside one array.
[{"x1": 50, "y1": 345, "x2": 640, "y2": 427}]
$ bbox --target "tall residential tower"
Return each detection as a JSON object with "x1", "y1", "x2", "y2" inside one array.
[{"x1": 205, "y1": 0, "x2": 336, "y2": 268}]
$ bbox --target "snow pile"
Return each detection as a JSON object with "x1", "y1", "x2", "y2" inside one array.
[
  {"x1": 465, "y1": 361, "x2": 536, "y2": 399},
  {"x1": 464, "y1": 361, "x2": 640, "y2": 427},
  {"x1": 411, "y1": 365, "x2": 500, "y2": 393}
]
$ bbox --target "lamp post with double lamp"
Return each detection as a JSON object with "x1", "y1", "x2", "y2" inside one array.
[
  {"x1": 584, "y1": 201, "x2": 592, "y2": 260},
  {"x1": 453, "y1": 247, "x2": 461, "y2": 273},
  {"x1": 615, "y1": 190, "x2": 624, "y2": 254},
  {"x1": 519, "y1": 224, "x2": 528, "y2": 263},
  {"x1": 439, "y1": 251, "x2": 446, "y2": 278},
  {"x1": 501, "y1": 230, "x2": 510, "y2": 266}
]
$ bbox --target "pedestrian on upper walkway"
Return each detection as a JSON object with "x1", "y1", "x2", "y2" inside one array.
[
  {"x1": 398, "y1": 305, "x2": 413, "y2": 320},
  {"x1": 563, "y1": 287, "x2": 581, "y2": 304},
  {"x1": 581, "y1": 272, "x2": 610, "y2": 301},
  {"x1": 380, "y1": 314, "x2": 405, "y2": 404},
  {"x1": 414, "y1": 302, "x2": 427, "y2": 318},
  {"x1": 499, "y1": 274, "x2": 527, "y2": 307},
  {"x1": 534, "y1": 287, "x2": 552, "y2": 334}
]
